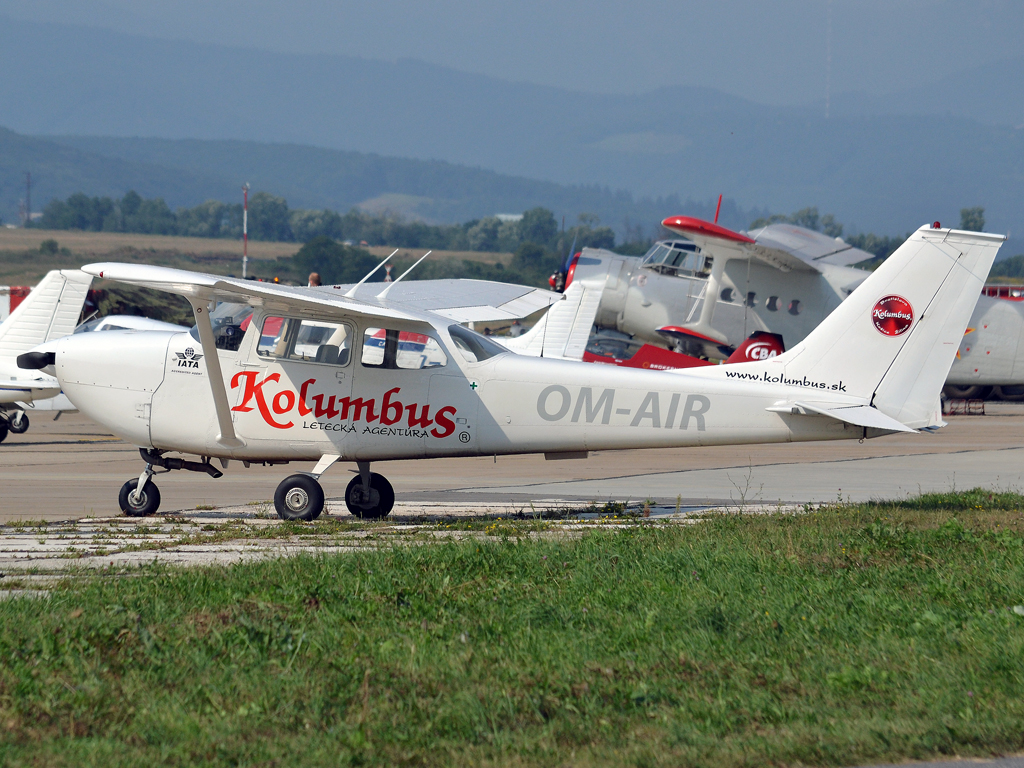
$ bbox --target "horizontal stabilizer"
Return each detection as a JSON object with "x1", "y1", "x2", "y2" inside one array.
[{"x1": 766, "y1": 401, "x2": 916, "y2": 433}]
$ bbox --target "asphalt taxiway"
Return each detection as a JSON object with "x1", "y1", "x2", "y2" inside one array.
[{"x1": 1, "y1": 404, "x2": 1023, "y2": 522}]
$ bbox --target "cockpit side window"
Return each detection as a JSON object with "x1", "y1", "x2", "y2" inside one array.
[
  {"x1": 361, "y1": 328, "x2": 447, "y2": 369},
  {"x1": 641, "y1": 242, "x2": 706, "y2": 278}
]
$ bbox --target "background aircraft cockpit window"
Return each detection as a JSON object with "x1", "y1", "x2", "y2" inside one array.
[
  {"x1": 361, "y1": 328, "x2": 447, "y2": 369},
  {"x1": 447, "y1": 324, "x2": 509, "y2": 363},
  {"x1": 257, "y1": 316, "x2": 353, "y2": 365},
  {"x1": 640, "y1": 242, "x2": 707, "y2": 278},
  {"x1": 188, "y1": 302, "x2": 254, "y2": 351}
]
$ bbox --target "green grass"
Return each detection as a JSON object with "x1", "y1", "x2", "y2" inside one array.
[{"x1": 1, "y1": 492, "x2": 1023, "y2": 767}]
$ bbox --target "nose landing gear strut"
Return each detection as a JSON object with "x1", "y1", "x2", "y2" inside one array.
[{"x1": 118, "y1": 449, "x2": 223, "y2": 517}]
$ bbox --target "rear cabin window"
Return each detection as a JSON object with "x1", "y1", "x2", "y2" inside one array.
[
  {"x1": 361, "y1": 328, "x2": 447, "y2": 369},
  {"x1": 257, "y1": 316, "x2": 353, "y2": 365}
]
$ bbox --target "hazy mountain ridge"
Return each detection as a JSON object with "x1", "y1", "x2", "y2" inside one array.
[
  {"x1": 0, "y1": 15, "x2": 1021, "y2": 236},
  {"x1": 1, "y1": 128, "x2": 763, "y2": 236}
]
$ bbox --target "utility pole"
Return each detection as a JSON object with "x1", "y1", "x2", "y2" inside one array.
[
  {"x1": 242, "y1": 183, "x2": 250, "y2": 278},
  {"x1": 24, "y1": 172, "x2": 31, "y2": 227}
]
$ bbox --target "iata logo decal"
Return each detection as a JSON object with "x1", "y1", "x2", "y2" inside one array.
[
  {"x1": 743, "y1": 341, "x2": 778, "y2": 361},
  {"x1": 175, "y1": 347, "x2": 204, "y2": 368},
  {"x1": 872, "y1": 295, "x2": 914, "y2": 337}
]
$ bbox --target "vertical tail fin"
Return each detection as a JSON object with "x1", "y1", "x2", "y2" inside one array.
[
  {"x1": 0, "y1": 270, "x2": 93, "y2": 359},
  {"x1": 771, "y1": 225, "x2": 1003, "y2": 428}
]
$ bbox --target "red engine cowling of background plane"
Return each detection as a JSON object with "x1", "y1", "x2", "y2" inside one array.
[
  {"x1": 548, "y1": 252, "x2": 582, "y2": 293},
  {"x1": 584, "y1": 331, "x2": 785, "y2": 371}
]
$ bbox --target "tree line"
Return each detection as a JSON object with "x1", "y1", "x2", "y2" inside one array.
[{"x1": 37, "y1": 190, "x2": 617, "y2": 255}]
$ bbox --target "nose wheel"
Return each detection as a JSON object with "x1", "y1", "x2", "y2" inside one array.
[
  {"x1": 8, "y1": 411, "x2": 28, "y2": 434},
  {"x1": 345, "y1": 470, "x2": 395, "y2": 519},
  {"x1": 274, "y1": 474, "x2": 325, "y2": 521},
  {"x1": 119, "y1": 477, "x2": 161, "y2": 517}
]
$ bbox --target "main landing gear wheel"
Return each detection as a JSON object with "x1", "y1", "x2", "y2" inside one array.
[
  {"x1": 345, "y1": 473, "x2": 395, "y2": 520},
  {"x1": 943, "y1": 384, "x2": 993, "y2": 400},
  {"x1": 0, "y1": 420, "x2": 8, "y2": 444},
  {"x1": 8, "y1": 412, "x2": 28, "y2": 434},
  {"x1": 274, "y1": 474, "x2": 325, "y2": 521},
  {"x1": 119, "y1": 478, "x2": 161, "y2": 517}
]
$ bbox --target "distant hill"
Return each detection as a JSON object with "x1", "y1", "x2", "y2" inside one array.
[
  {"x1": 0, "y1": 128, "x2": 236, "y2": 225},
  {"x1": 830, "y1": 56, "x2": 1024, "y2": 128},
  {"x1": 1, "y1": 15, "x2": 1021, "y2": 236},
  {"x1": 0, "y1": 127, "x2": 760, "y2": 236}
]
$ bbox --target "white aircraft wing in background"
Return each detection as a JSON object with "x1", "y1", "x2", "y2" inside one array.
[{"x1": 662, "y1": 216, "x2": 876, "y2": 273}]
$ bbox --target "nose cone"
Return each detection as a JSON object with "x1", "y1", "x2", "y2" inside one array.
[
  {"x1": 54, "y1": 330, "x2": 177, "y2": 446},
  {"x1": 17, "y1": 338, "x2": 60, "y2": 375}
]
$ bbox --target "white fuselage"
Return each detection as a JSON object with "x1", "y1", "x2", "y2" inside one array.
[{"x1": 53, "y1": 323, "x2": 864, "y2": 464}]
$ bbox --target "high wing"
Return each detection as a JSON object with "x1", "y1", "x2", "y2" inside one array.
[
  {"x1": 83, "y1": 263, "x2": 422, "y2": 322},
  {"x1": 327, "y1": 279, "x2": 560, "y2": 323},
  {"x1": 83, "y1": 264, "x2": 560, "y2": 325},
  {"x1": 746, "y1": 223, "x2": 877, "y2": 268},
  {"x1": 661, "y1": 216, "x2": 875, "y2": 273}
]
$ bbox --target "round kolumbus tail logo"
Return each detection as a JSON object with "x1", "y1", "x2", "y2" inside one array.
[{"x1": 872, "y1": 295, "x2": 914, "y2": 336}]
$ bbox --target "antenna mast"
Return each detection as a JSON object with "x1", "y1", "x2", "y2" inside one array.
[
  {"x1": 242, "y1": 183, "x2": 250, "y2": 278},
  {"x1": 24, "y1": 172, "x2": 31, "y2": 227}
]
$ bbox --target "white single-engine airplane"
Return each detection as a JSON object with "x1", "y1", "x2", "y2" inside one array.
[{"x1": 19, "y1": 225, "x2": 1003, "y2": 520}]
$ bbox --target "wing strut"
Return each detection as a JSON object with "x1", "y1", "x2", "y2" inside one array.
[{"x1": 188, "y1": 298, "x2": 245, "y2": 448}]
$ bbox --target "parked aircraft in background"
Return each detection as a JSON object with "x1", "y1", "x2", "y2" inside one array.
[
  {"x1": 0, "y1": 285, "x2": 31, "y2": 322},
  {"x1": 0, "y1": 269, "x2": 92, "y2": 442},
  {"x1": 19, "y1": 225, "x2": 1002, "y2": 521},
  {"x1": 546, "y1": 217, "x2": 1024, "y2": 399}
]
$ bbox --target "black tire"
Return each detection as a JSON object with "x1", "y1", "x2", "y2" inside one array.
[
  {"x1": 8, "y1": 412, "x2": 28, "y2": 434},
  {"x1": 0, "y1": 420, "x2": 8, "y2": 444},
  {"x1": 943, "y1": 384, "x2": 993, "y2": 400},
  {"x1": 345, "y1": 473, "x2": 395, "y2": 520},
  {"x1": 119, "y1": 478, "x2": 161, "y2": 517},
  {"x1": 995, "y1": 385, "x2": 1024, "y2": 402},
  {"x1": 274, "y1": 474, "x2": 325, "y2": 521}
]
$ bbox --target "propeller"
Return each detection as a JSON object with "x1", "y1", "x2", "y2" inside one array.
[{"x1": 549, "y1": 233, "x2": 579, "y2": 293}]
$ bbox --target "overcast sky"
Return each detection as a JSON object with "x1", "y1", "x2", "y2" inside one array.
[{"x1": 2, "y1": 0, "x2": 1021, "y2": 104}]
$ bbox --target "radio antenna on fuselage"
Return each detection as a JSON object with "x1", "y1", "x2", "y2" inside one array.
[
  {"x1": 376, "y1": 251, "x2": 431, "y2": 300},
  {"x1": 343, "y1": 249, "x2": 399, "y2": 298}
]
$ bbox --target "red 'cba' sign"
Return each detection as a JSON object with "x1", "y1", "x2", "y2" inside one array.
[
  {"x1": 871, "y1": 295, "x2": 914, "y2": 337},
  {"x1": 230, "y1": 371, "x2": 456, "y2": 438}
]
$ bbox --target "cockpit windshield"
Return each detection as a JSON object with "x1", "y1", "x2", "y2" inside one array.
[
  {"x1": 188, "y1": 302, "x2": 254, "y2": 351},
  {"x1": 447, "y1": 324, "x2": 509, "y2": 363},
  {"x1": 640, "y1": 240, "x2": 709, "y2": 278}
]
